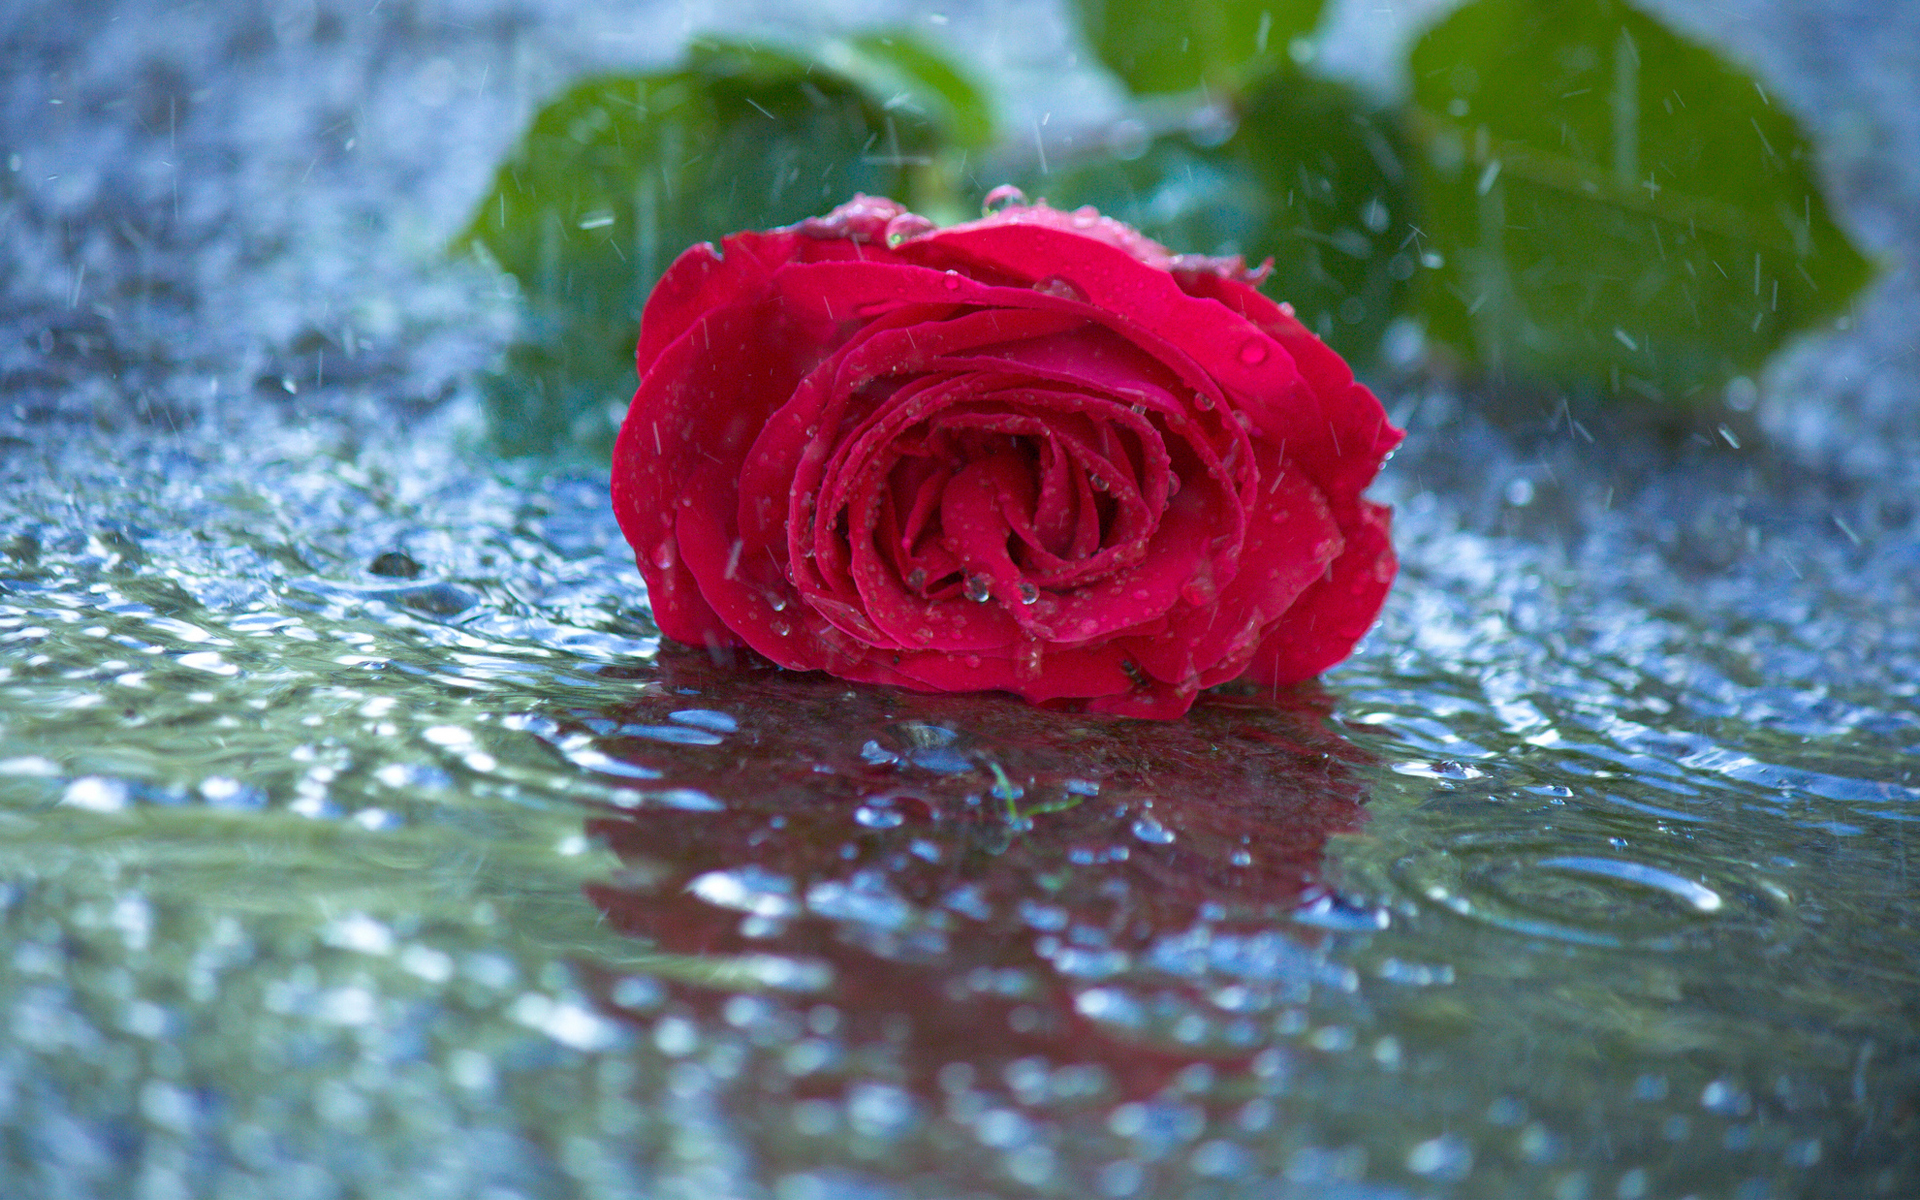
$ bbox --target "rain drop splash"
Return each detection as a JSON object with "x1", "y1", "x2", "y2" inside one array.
[
  {"x1": 1537, "y1": 857, "x2": 1725, "y2": 913},
  {"x1": 981, "y1": 184, "x2": 1027, "y2": 214}
]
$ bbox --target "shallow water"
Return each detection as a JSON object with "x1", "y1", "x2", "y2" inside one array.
[{"x1": 3, "y1": 1, "x2": 1918, "y2": 1198}]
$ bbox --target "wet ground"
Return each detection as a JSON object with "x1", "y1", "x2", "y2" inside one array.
[{"x1": 2, "y1": 1, "x2": 1917, "y2": 1197}]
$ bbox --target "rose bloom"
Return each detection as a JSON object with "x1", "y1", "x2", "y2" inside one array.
[{"x1": 612, "y1": 193, "x2": 1402, "y2": 718}]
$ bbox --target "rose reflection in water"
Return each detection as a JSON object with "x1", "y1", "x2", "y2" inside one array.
[{"x1": 576, "y1": 649, "x2": 1375, "y2": 1162}]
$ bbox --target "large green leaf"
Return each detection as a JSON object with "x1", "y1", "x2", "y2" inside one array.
[
  {"x1": 457, "y1": 36, "x2": 989, "y2": 456},
  {"x1": 1407, "y1": 0, "x2": 1872, "y2": 403},
  {"x1": 1068, "y1": 0, "x2": 1326, "y2": 95},
  {"x1": 1026, "y1": 65, "x2": 1417, "y2": 361}
]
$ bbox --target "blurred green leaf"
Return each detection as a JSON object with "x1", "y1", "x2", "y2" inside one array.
[
  {"x1": 1027, "y1": 65, "x2": 1417, "y2": 361},
  {"x1": 458, "y1": 35, "x2": 988, "y2": 457},
  {"x1": 1407, "y1": 0, "x2": 1873, "y2": 403},
  {"x1": 835, "y1": 33, "x2": 996, "y2": 152},
  {"x1": 1068, "y1": 0, "x2": 1326, "y2": 95}
]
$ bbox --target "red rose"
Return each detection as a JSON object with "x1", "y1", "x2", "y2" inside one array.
[{"x1": 612, "y1": 193, "x2": 1402, "y2": 719}]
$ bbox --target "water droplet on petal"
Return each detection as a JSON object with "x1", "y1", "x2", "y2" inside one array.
[
  {"x1": 982, "y1": 184, "x2": 1027, "y2": 214},
  {"x1": 770, "y1": 620, "x2": 792, "y2": 637},
  {"x1": 1031, "y1": 275, "x2": 1087, "y2": 303},
  {"x1": 884, "y1": 212, "x2": 937, "y2": 247},
  {"x1": 1016, "y1": 581, "x2": 1040, "y2": 605},
  {"x1": 1238, "y1": 338, "x2": 1270, "y2": 365},
  {"x1": 905, "y1": 568, "x2": 928, "y2": 591},
  {"x1": 964, "y1": 574, "x2": 993, "y2": 603},
  {"x1": 1181, "y1": 577, "x2": 1216, "y2": 605},
  {"x1": 652, "y1": 540, "x2": 676, "y2": 569},
  {"x1": 1015, "y1": 640, "x2": 1044, "y2": 680},
  {"x1": 942, "y1": 269, "x2": 962, "y2": 290}
]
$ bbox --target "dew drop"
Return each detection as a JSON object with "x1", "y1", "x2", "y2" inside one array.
[
  {"x1": 964, "y1": 574, "x2": 993, "y2": 603},
  {"x1": 1031, "y1": 275, "x2": 1087, "y2": 303},
  {"x1": 905, "y1": 568, "x2": 928, "y2": 591},
  {"x1": 770, "y1": 620, "x2": 792, "y2": 637},
  {"x1": 885, "y1": 212, "x2": 937, "y2": 247},
  {"x1": 942, "y1": 269, "x2": 962, "y2": 290},
  {"x1": 982, "y1": 184, "x2": 1027, "y2": 214},
  {"x1": 1238, "y1": 338, "x2": 1270, "y2": 366},
  {"x1": 651, "y1": 540, "x2": 676, "y2": 569},
  {"x1": 1016, "y1": 581, "x2": 1040, "y2": 605}
]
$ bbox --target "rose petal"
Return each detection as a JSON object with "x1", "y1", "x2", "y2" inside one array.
[
  {"x1": 1130, "y1": 457, "x2": 1344, "y2": 688},
  {"x1": 1173, "y1": 268, "x2": 1404, "y2": 503},
  {"x1": 1244, "y1": 500, "x2": 1396, "y2": 687},
  {"x1": 614, "y1": 299, "x2": 819, "y2": 649}
]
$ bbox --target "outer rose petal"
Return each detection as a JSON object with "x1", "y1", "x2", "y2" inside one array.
[
  {"x1": 612, "y1": 195, "x2": 1403, "y2": 719},
  {"x1": 1244, "y1": 500, "x2": 1397, "y2": 687}
]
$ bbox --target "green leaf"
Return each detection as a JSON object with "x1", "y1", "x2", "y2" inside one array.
[
  {"x1": 1068, "y1": 0, "x2": 1326, "y2": 95},
  {"x1": 1026, "y1": 65, "x2": 1418, "y2": 361},
  {"x1": 1406, "y1": 0, "x2": 1873, "y2": 403},
  {"x1": 457, "y1": 36, "x2": 987, "y2": 457},
  {"x1": 835, "y1": 33, "x2": 996, "y2": 151}
]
